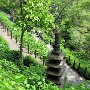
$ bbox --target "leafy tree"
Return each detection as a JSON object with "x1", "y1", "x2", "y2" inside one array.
[
  {"x1": 0, "y1": 0, "x2": 54, "y2": 67},
  {"x1": 14, "y1": 0, "x2": 54, "y2": 67}
]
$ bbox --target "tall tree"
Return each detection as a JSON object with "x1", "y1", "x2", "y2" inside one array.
[{"x1": 14, "y1": 0, "x2": 54, "y2": 68}]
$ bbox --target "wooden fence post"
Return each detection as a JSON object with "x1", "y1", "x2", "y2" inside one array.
[
  {"x1": 34, "y1": 50, "x2": 37, "y2": 58},
  {"x1": 7, "y1": 28, "x2": 9, "y2": 36},
  {"x1": 73, "y1": 60, "x2": 75, "y2": 69},
  {"x1": 78, "y1": 63, "x2": 80, "y2": 71},
  {"x1": 43, "y1": 56, "x2": 45, "y2": 66},
  {"x1": 50, "y1": 40, "x2": 51, "y2": 45},
  {"x1": 10, "y1": 30, "x2": 12, "y2": 39},
  {"x1": 27, "y1": 43, "x2": 29, "y2": 53},
  {"x1": 15, "y1": 35, "x2": 17, "y2": 43},
  {"x1": 84, "y1": 67, "x2": 87, "y2": 76},
  {"x1": 68, "y1": 56, "x2": 70, "y2": 64},
  {"x1": 5, "y1": 26, "x2": 6, "y2": 32}
]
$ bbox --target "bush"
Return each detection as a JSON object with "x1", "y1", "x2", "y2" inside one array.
[
  {"x1": 23, "y1": 56, "x2": 38, "y2": 67},
  {"x1": 6, "y1": 50, "x2": 20, "y2": 62},
  {"x1": 0, "y1": 50, "x2": 20, "y2": 62}
]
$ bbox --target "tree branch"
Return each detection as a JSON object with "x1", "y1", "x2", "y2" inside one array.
[{"x1": 54, "y1": 0, "x2": 74, "y2": 23}]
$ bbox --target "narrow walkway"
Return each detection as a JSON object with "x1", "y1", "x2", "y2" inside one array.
[{"x1": 65, "y1": 63, "x2": 85, "y2": 84}]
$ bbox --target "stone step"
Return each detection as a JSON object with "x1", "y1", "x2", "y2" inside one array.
[
  {"x1": 46, "y1": 75, "x2": 61, "y2": 84},
  {"x1": 49, "y1": 54, "x2": 64, "y2": 61},
  {"x1": 46, "y1": 62, "x2": 61, "y2": 68},
  {"x1": 46, "y1": 70, "x2": 62, "y2": 76}
]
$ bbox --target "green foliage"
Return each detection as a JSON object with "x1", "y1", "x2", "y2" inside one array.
[
  {"x1": 6, "y1": 50, "x2": 20, "y2": 62},
  {"x1": 0, "y1": 1, "x2": 90, "y2": 89},
  {"x1": 0, "y1": 36, "x2": 10, "y2": 59},
  {"x1": 0, "y1": 11, "x2": 13, "y2": 30},
  {"x1": 0, "y1": 59, "x2": 89, "y2": 90},
  {"x1": 51, "y1": 0, "x2": 90, "y2": 52},
  {"x1": 0, "y1": 11, "x2": 90, "y2": 80},
  {"x1": 0, "y1": 36, "x2": 20, "y2": 62},
  {"x1": 14, "y1": 0, "x2": 54, "y2": 30},
  {"x1": 0, "y1": 59, "x2": 20, "y2": 73},
  {"x1": 0, "y1": 58, "x2": 60, "y2": 90},
  {"x1": 0, "y1": 63, "x2": 26, "y2": 90},
  {"x1": 23, "y1": 56, "x2": 39, "y2": 66},
  {"x1": 0, "y1": 50, "x2": 20, "y2": 62},
  {"x1": 66, "y1": 82, "x2": 90, "y2": 90},
  {"x1": 83, "y1": 34, "x2": 90, "y2": 60},
  {"x1": 61, "y1": 45, "x2": 90, "y2": 79},
  {"x1": 0, "y1": 34, "x2": 59, "y2": 89},
  {"x1": 80, "y1": 0, "x2": 90, "y2": 11},
  {"x1": 0, "y1": 12, "x2": 49, "y2": 58},
  {"x1": 52, "y1": 0, "x2": 90, "y2": 63},
  {"x1": 0, "y1": 36, "x2": 9, "y2": 51}
]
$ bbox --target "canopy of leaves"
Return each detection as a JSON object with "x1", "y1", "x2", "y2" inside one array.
[{"x1": 14, "y1": 0, "x2": 54, "y2": 31}]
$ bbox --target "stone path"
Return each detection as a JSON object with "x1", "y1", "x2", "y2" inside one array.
[
  {"x1": 0, "y1": 24, "x2": 85, "y2": 84},
  {"x1": 65, "y1": 63, "x2": 85, "y2": 84}
]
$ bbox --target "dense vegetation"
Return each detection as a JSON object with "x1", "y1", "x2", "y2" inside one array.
[
  {"x1": 0, "y1": 28, "x2": 89, "y2": 90},
  {"x1": 51, "y1": 0, "x2": 90, "y2": 79},
  {"x1": 0, "y1": 0, "x2": 90, "y2": 90},
  {"x1": 0, "y1": 35, "x2": 60, "y2": 90},
  {"x1": 0, "y1": 11, "x2": 90, "y2": 80}
]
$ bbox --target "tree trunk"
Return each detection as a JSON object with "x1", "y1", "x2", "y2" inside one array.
[
  {"x1": 20, "y1": 30, "x2": 25, "y2": 68},
  {"x1": 20, "y1": 0, "x2": 24, "y2": 69}
]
